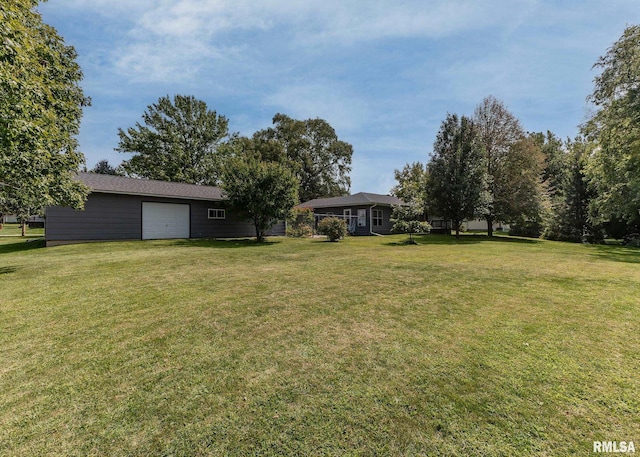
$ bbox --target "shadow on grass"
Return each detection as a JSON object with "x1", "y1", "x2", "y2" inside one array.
[
  {"x1": 0, "y1": 266, "x2": 18, "y2": 274},
  {"x1": 170, "y1": 238, "x2": 282, "y2": 249},
  {"x1": 385, "y1": 234, "x2": 540, "y2": 246},
  {"x1": 0, "y1": 238, "x2": 45, "y2": 255},
  {"x1": 586, "y1": 244, "x2": 640, "y2": 264}
]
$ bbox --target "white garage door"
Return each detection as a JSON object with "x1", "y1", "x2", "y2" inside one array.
[{"x1": 142, "y1": 202, "x2": 190, "y2": 240}]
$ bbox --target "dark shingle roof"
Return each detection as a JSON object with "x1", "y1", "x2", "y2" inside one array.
[
  {"x1": 298, "y1": 192, "x2": 404, "y2": 208},
  {"x1": 77, "y1": 173, "x2": 225, "y2": 201}
]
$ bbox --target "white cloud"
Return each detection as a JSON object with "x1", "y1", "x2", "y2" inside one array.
[
  {"x1": 264, "y1": 83, "x2": 371, "y2": 133},
  {"x1": 61, "y1": 0, "x2": 549, "y2": 83},
  {"x1": 300, "y1": 1, "x2": 536, "y2": 44}
]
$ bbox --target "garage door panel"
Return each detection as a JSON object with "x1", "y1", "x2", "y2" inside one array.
[{"x1": 142, "y1": 202, "x2": 190, "y2": 240}]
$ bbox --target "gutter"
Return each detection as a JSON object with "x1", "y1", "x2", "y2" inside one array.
[{"x1": 369, "y1": 203, "x2": 384, "y2": 236}]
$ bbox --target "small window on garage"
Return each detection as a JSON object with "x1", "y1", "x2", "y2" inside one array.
[{"x1": 208, "y1": 208, "x2": 226, "y2": 219}]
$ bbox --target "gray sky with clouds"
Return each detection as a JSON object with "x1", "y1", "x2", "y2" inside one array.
[{"x1": 40, "y1": 0, "x2": 639, "y2": 194}]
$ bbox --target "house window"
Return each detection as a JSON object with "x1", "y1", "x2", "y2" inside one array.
[
  {"x1": 208, "y1": 208, "x2": 225, "y2": 219},
  {"x1": 372, "y1": 209, "x2": 383, "y2": 227},
  {"x1": 357, "y1": 209, "x2": 366, "y2": 227}
]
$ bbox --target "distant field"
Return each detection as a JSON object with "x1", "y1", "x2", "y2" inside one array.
[{"x1": 1, "y1": 234, "x2": 638, "y2": 456}]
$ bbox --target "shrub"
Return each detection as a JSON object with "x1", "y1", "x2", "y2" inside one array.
[
  {"x1": 318, "y1": 217, "x2": 347, "y2": 241},
  {"x1": 286, "y1": 223, "x2": 313, "y2": 237},
  {"x1": 509, "y1": 220, "x2": 542, "y2": 238},
  {"x1": 622, "y1": 233, "x2": 640, "y2": 247},
  {"x1": 287, "y1": 207, "x2": 314, "y2": 237}
]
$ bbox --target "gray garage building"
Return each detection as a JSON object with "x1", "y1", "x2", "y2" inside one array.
[{"x1": 45, "y1": 173, "x2": 283, "y2": 246}]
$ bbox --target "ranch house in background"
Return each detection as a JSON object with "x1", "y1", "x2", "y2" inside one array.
[
  {"x1": 44, "y1": 173, "x2": 284, "y2": 246},
  {"x1": 298, "y1": 193, "x2": 405, "y2": 236}
]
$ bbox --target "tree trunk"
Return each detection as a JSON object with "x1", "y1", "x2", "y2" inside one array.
[
  {"x1": 21, "y1": 221, "x2": 27, "y2": 237},
  {"x1": 254, "y1": 219, "x2": 265, "y2": 242},
  {"x1": 486, "y1": 216, "x2": 494, "y2": 237}
]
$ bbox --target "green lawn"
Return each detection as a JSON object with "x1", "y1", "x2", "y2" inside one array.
[
  {"x1": 1, "y1": 234, "x2": 638, "y2": 456},
  {"x1": 0, "y1": 223, "x2": 44, "y2": 238}
]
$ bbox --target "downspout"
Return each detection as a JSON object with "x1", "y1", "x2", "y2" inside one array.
[{"x1": 369, "y1": 203, "x2": 384, "y2": 236}]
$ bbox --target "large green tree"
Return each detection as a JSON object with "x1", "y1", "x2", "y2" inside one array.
[
  {"x1": 426, "y1": 114, "x2": 486, "y2": 238},
  {"x1": 494, "y1": 135, "x2": 546, "y2": 232},
  {"x1": 221, "y1": 143, "x2": 299, "y2": 242},
  {"x1": 117, "y1": 95, "x2": 231, "y2": 185},
  {"x1": 473, "y1": 96, "x2": 541, "y2": 236},
  {"x1": 583, "y1": 24, "x2": 640, "y2": 228},
  {"x1": 1, "y1": 0, "x2": 89, "y2": 227},
  {"x1": 254, "y1": 114, "x2": 353, "y2": 202}
]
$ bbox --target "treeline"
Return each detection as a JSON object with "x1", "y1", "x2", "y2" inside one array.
[
  {"x1": 91, "y1": 95, "x2": 353, "y2": 205},
  {"x1": 392, "y1": 25, "x2": 640, "y2": 242}
]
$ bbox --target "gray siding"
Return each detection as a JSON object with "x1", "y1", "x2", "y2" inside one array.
[
  {"x1": 46, "y1": 192, "x2": 283, "y2": 245},
  {"x1": 371, "y1": 206, "x2": 394, "y2": 234},
  {"x1": 312, "y1": 204, "x2": 395, "y2": 235},
  {"x1": 46, "y1": 193, "x2": 143, "y2": 242},
  {"x1": 189, "y1": 200, "x2": 284, "y2": 238}
]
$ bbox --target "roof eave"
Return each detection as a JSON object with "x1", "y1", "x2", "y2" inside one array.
[{"x1": 91, "y1": 189, "x2": 226, "y2": 201}]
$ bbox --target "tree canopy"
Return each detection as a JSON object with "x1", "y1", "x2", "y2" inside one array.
[
  {"x1": 390, "y1": 162, "x2": 428, "y2": 207},
  {"x1": 254, "y1": 114, "x2": 353, "y2": 202},
  {"x1": 221, "y1": 145, "x2": 299, "y2": 242},
  {"x1": 426, "y1": 114, "x2": 487, "y2": 238},
  {"x1": 89, "y1": 159, "x2": 121, "y2": 175},
  {"x1": 1, "y1": 0, "x2": 89, "y2": 219},
  {"x1": 583, "y1": 24, "x2": 640, "y2": 228},
  {"x1": 390, "y1": 201, "x2": 431, "y2": 243},
  {"x1": 472, "y1": 96, "x2": 547, "y2": 236},
  {"x1": 541, "y1": 137, "x2": 595, "y2": 241},
  {"x1": 117, "y1": 95, "x2": 231, "y2": 185}
]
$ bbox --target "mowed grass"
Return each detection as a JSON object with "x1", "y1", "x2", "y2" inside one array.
[
  {"x1": 0, "y1": 223, "x2": 44, "y2": 238},
  {"x1": 1, "y1": 234, "x2": 639, "y2": 456}
]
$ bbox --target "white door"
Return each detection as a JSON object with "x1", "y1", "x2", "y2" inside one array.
[{"x1": 142, "y1": 202, "x2": 190, "y2": 240}]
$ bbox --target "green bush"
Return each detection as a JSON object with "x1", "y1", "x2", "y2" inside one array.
[
  {"x1": 509, "y1": 220, "x2": 542, "y2": 238},
  {"x1": 286, "y1": 207, "x2": 314, "y2": 237},
  {"x1": 622, "y1": 233, "x2": 640, "y2": 247},
  {"x1": 318, "y1": 217, "x2": 347, "y2": 241},
  {"x1": 286, "y1": 224, "x2": 313, "y2": 237}
]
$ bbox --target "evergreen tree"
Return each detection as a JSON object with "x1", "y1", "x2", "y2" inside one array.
[
  {"x1": 426, "y1": 114, "x2": 487, "y2": 238},
  {"x1": 90, "y1": 159, "x2": 122, "y2": 175},
  {"x1": 543, "y1": 138, "x2": 598, "y2": 242}
]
